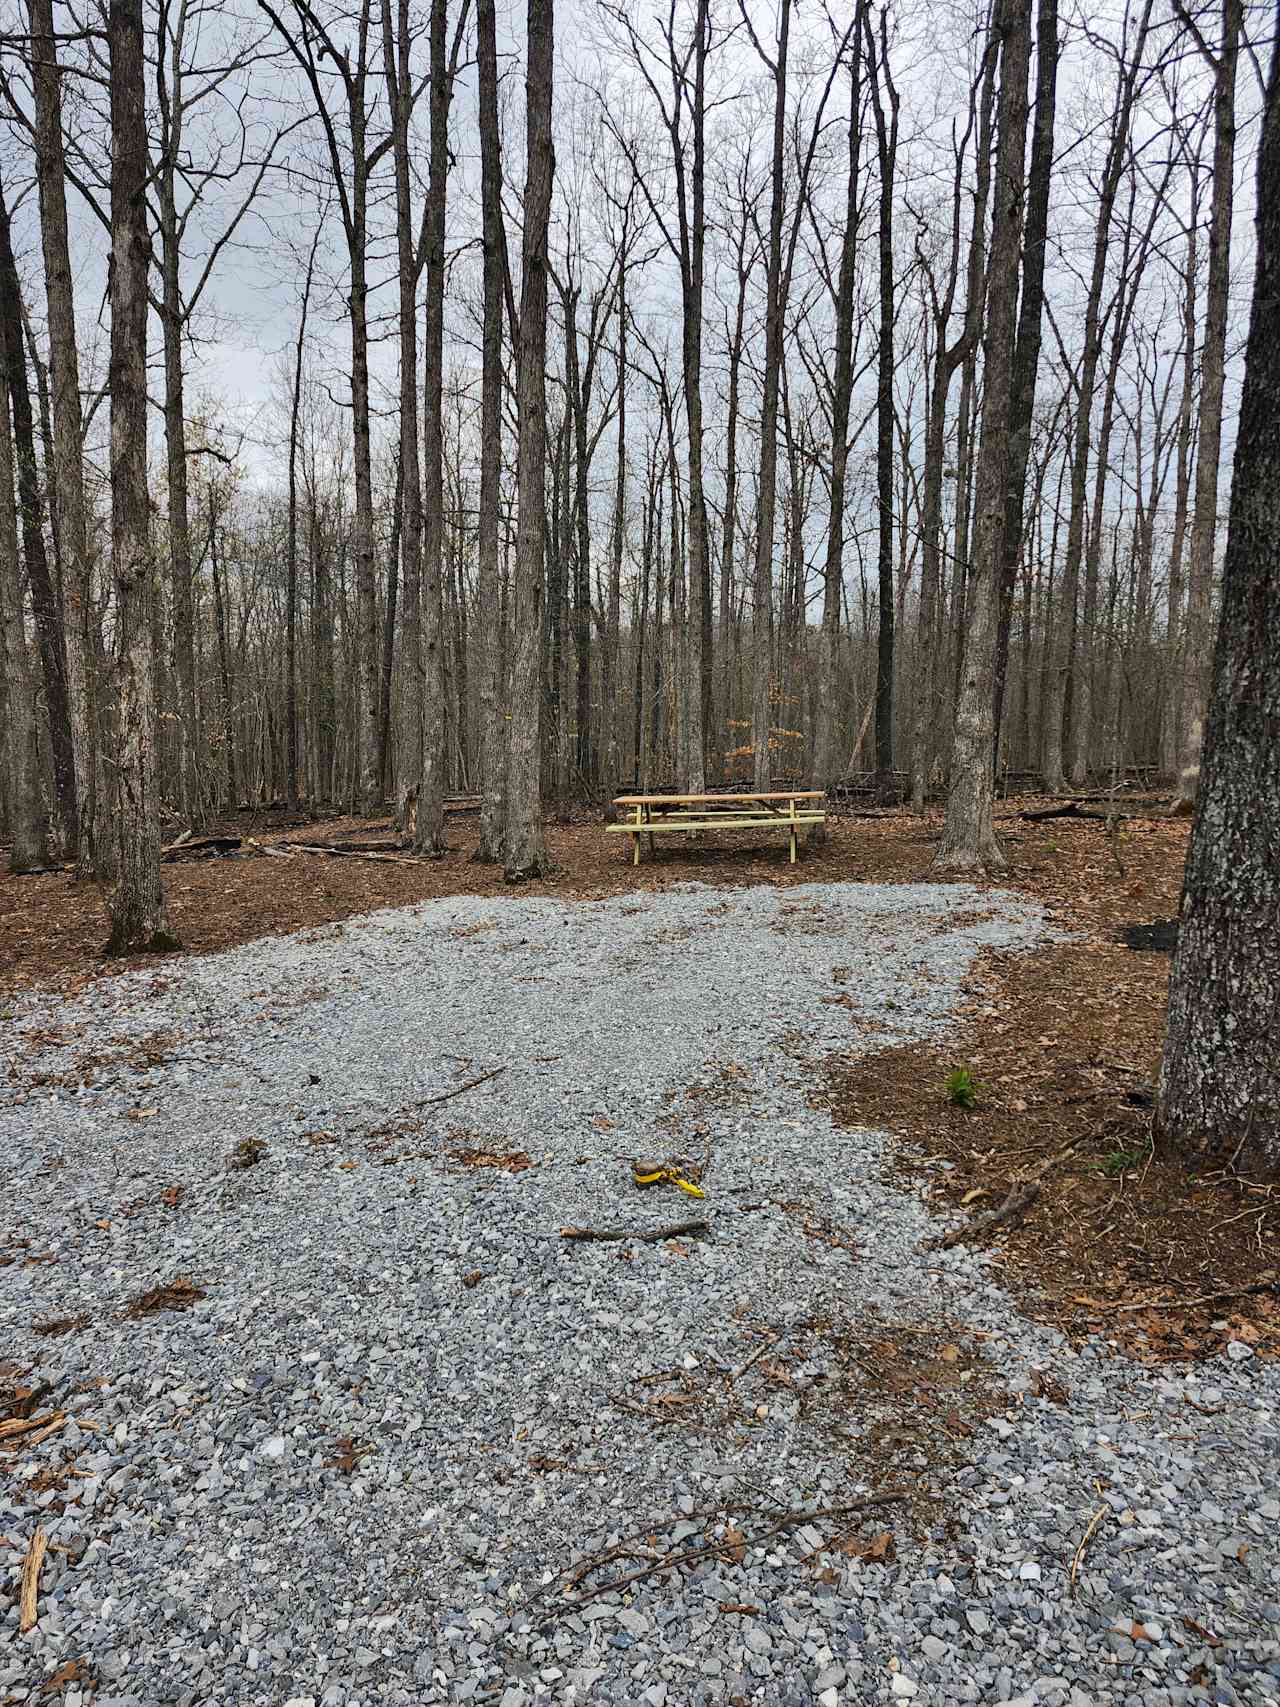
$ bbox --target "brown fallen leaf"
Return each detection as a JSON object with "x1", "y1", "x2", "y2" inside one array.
[
  {"x1": 325, "y1": 1436, "x2": 374, "y2": 1474},
  {"x1": 592, "y1": 1115, "x2": 615, "y2": 1131},
  {"x1": 721, "y1": 1523, "x2": 746, "y2": 1564},
  {"x1": 41, "y1": 1655, "x2": 95, "y2": 1694},
  {"x1": 1181, "y1": 1616, "x2": 1222, "y2": 1648},
  {"x1": 939, "y1": 1344, "x2": 959, "y2": 1363},
  {"x1": 462, "y1": 1271, "x2": 485, "y2": 1289},
  {"x1": 719, "y1": 1603, "x2": 760, "y2": 1615},
  {"x1": 841, "y1": 1530, "x2": 896, "y2": 1565}
]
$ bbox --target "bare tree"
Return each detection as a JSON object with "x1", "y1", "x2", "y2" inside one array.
[
  {"x1": 0, "y1": 366, "x2": 49, "y2": 873},
  {"x1": 934, "y1": 0, "x2": 1032, "y2": 872},
  {"x1": 473, "y1": 0, "x2": 506, "y2": 862},
  {"x1": 1156, "y1": 25, "x2": 1280, "y2": 1173},
  {"x1": 504, "y1": 0, "x2": 554, "y2": 880},
  {"x1": 105, "y1": 0, "x2": 178, "y2": 952},
  {"x1": 1173, "y1": 0, "x2": 1242, "y2": 811},
  {"x1": 27, "y1": 0, "x2": 98, "y2": 873}
]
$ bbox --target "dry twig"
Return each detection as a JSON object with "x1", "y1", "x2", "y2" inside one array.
[
  {"x1": 560, "y1": 1220, "x2": 709, "y2": 1244},
  {"x1": 1069, "y1": 1502, "x2": 1108, "y2": 1597}
]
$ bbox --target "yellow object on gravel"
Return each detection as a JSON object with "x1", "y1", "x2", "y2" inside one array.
[{"x1": 631, "y1": 1158, "x2": 706, "y2": 1198}]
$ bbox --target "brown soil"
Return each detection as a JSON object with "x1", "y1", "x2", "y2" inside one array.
[{"x1": 5, "y1": 797, "x2": 1275, "y2": 1366}]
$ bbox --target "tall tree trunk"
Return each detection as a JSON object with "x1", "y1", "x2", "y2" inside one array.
[
  {"x1": 813, "y1": 19, "x2": 866, "y2": 829},
  {"x1": 1175, "y1": 0, "x2": 1242, "y2": 812},
  {"x1": 0, "y1": 178, "x2": 75, "y2": 855},
  {"x1": 28, "y1": 0, "x2": 98, "y2": 873},
  {"x1": 105, "y1": 0, "x2": 177, "y2": 952},
  {"x1": 504, "y1": 0, "x2": 553, "y2": 879},
  {"x1": 474, "y1": 0, "x2": 506, "y2": 861},
  {"x1": 0, "y1": 371, "x2": 49, "y2": 871},
  {"x1": 866, "y1": 10, "x2": 899, "y2": 788},
  {"x1": 1041, "y1": 0, "x2": 1153, "y2": 792},
  {"x1": 1159, "y1": 180, "x2": 1200, "y2": 782},
  {"x1": 383, "y1": 0, "x2": 424, "y2": 830},
  {"x1": 286, "y1": 230, "x2": 318, "y2": 811},
  {"x1": 416, "y1": 0, "x2": 452, "y2": 853},
  {"x1": 750, "y1": 0, "x2": 791, "y2": 792},
  {"x1": 1155, "y1": 27, "x2": 1280, "y2": 1172},
  {"x1": 934, "y1": 0, "x2": 1032, "y2": 871},
  {"x1": 992, "y1": 0, "x2": 1058, "y2": 757},
  {"x1": 601, "y1": 264, "x2": 628, "y2": 820}
]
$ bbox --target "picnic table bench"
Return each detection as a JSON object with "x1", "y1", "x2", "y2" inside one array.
[{"x1": 607, "y1": 791, "x2": 826, "y2": 865}]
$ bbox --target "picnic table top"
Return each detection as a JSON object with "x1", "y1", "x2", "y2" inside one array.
[{"x1": 612, "y1": 790, "x2": 826, "y2": 806}]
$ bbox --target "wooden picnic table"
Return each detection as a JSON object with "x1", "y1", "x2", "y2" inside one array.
[{"x1": 607, "y1": 790, "x2": 827, "y2": 866}]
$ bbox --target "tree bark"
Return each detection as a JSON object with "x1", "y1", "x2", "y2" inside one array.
[
  {"x1": 504, "y1": 0, "x2": 553, "y2": 880},
  {"x1": 474, "y1": 0, "x2": 506, "y2": 861},
  {"x1": 0, "y1": 177, "x2": 75, "y2": 856},
  {"x1": 1175, "y1": 0, "x2": 1242, "y2": 812},
  {"x1": 934, "y1": 0, "x2": 1032, "y2": 872},
  {"x1": 0, "y1": 369, "x2": 49, "y2": 872},
  {"x1": 105, "y1": 0, "x2": 177, "y2": 953},
  {"x1": 27, "y1": 0, "x2": 98, "y2": 874},
  {"x1": 416, "y1": 0, "x2": 453, "y2": 854},
  {"x1": 749, "y1": 0, "x2": 791, "y2": 792},
  {"x1": 1155, "y1": 27, "x2": 1280, "y2": 1173},
  {"x1": 866, "y1": 10, "x2": 899, "y2": 788}
]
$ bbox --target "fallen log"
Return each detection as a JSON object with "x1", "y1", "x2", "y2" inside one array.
[
  {"x1": 160, "y1": 834, "x2": 243, "y2": 860},
  {"x1": 1019, "y1": 802, "x2": 1107, "y2": 824}
]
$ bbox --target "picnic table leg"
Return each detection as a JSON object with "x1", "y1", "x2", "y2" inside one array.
[
  {"x1": 647, "y1": 804, "x2": 656, "y2": 860},
  {"x1": 631, "y1": 804, "x2": 643, "y2": 866},
  {"x1": 789, "y1": 797, "x2": 797, "y2": 864}
]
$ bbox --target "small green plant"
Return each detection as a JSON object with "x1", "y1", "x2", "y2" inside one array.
[
  {"x1": 1097, "y1": 1138, "x2": 1152, "y2": 1177},
  {"x1": 945, "y1": 1066, "x2": 979, "y2": 1109}
]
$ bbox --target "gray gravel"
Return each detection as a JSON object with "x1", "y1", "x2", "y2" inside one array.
[{"x1": 1, "y1": 879, "x2": 1277, "y2": 1707}]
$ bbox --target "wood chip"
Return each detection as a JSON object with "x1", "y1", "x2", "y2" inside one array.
[{"x1": 19, "y1": 1525, "x2": 47, "y2": 1631}]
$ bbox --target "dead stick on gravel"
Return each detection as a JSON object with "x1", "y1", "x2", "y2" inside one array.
[
  {"x1": 922, "y1": 1182, "x2": 1040, "y2": 1253},
  {"x1": 19, "y1": 1525, "x2": 46, "y2": 1632},
  {"x1": 559, "y1": 1220, "x2": 709, "y2": 1244},
  {"x1": 1069, "y1": 1503, "x2": 1108, "y2": 1598},
  {"x1": 419, "y1": 1067, "x2": 507, "y2": 1108},
  {"x1": 565, "y1": 1495, "x2": 906, "y2": 1607}
]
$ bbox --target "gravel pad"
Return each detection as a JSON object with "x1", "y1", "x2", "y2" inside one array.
[{"x1": 1, "y1": 880, "x2": 1277, "y2": 1707}]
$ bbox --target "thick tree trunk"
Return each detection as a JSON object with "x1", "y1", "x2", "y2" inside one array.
[
  {"x1": 28, "y1": 0, "x2": 98, "y2": 874},
  {"x1": 934, "y1": 0, "x2": 1032, "y2": 872},
  {"x1": 866, "y1": 13, "x2": 898, "y2": 787},
  {"x1": 750, "y1": 0, "x2": 791, "y2": 792},
  {"x1": 0, "y1": 371, "x2": 49, "y2": 871},
  {"x1": 1175, "y1": 0, "x2": 1241, "y2": 812},
  {"x1": 993, "y1": 0, "x2": 1058, "y2": 759},
  {"x1": 812, "y1": 23, "x2": 865, "y2": 831},
  {"x1": 105, "y1": 0, "x2": 177, "y2": 953},
  {"x1": 1156, "y1": 30, "x2": 1280, "y2": 1173},
  {"x1": 416, "y1": 0, "x2": 452, "y2": 853},
  {"x1": 474, "y1": 0, "x2": 506, "y2": 862},
  {"x1": 504, "y1": 0, "x2": 553, "y2": 879},
  {"x1": 0, "y1": 180, "x2": 75, "y2": 856}
]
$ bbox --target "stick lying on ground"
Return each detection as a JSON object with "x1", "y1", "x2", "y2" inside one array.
[
  {"x1": 419, "y1": 1066, "x2": 506, "y2": 1107},
  {"x1": 19, "y1": 1525, "x2": 46, "y2": 1632},
  {"x1": 563, "y1": 1494, "x2": 906, "y2": 1607},
  {"x1": 922, "y1": 1182, "x2": 1040, "y2": 1252},
  {"x1": 560, "y1": 1220, "x2": 709, "y2": 1243}
]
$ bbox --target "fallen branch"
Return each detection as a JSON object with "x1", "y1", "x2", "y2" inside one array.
[
  {"x1": 1108, "y1": 1278, "x2": 1280, "y2": 1314},
  {"x1": 19, "y1": 1525, "x2": 46, "y2": 1631},
  {"x1": 923, "y1": 1182, "x2": 1040, "y2": 1253},
  {"x1": 160, "y1": 834, "x2": 242, "y2": 861},
  {"x1": 0, "y1": 1411, "x2": 61, "y2": 1444},
  {"x1": 1069, "y1": 1502, "x2": 1109, "y2": 1597},
  {"x1": 564, "y1": 1494, "x2": 906, "y2": 1607},
  {"x1": 1020, "y1": 802, "x2": 1106, "y2": 823},
  {"x1": 560, "y1": 1219, "x2": 709, "y2": 1244},
  {"x1": 419, "y1": 1066, "x2": 507, "y2": 1107},
  {"x1": 283, "y1": 842, "x2": 431, "y2": 867}
]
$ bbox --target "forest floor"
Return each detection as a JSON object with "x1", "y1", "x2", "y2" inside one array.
[
  {"x1": 4, "y1": 804, "x2": 1280, "y2": 1705},
  {"x1": 3, "y1": 796, "x2": 1276, "y2": 1377}
]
